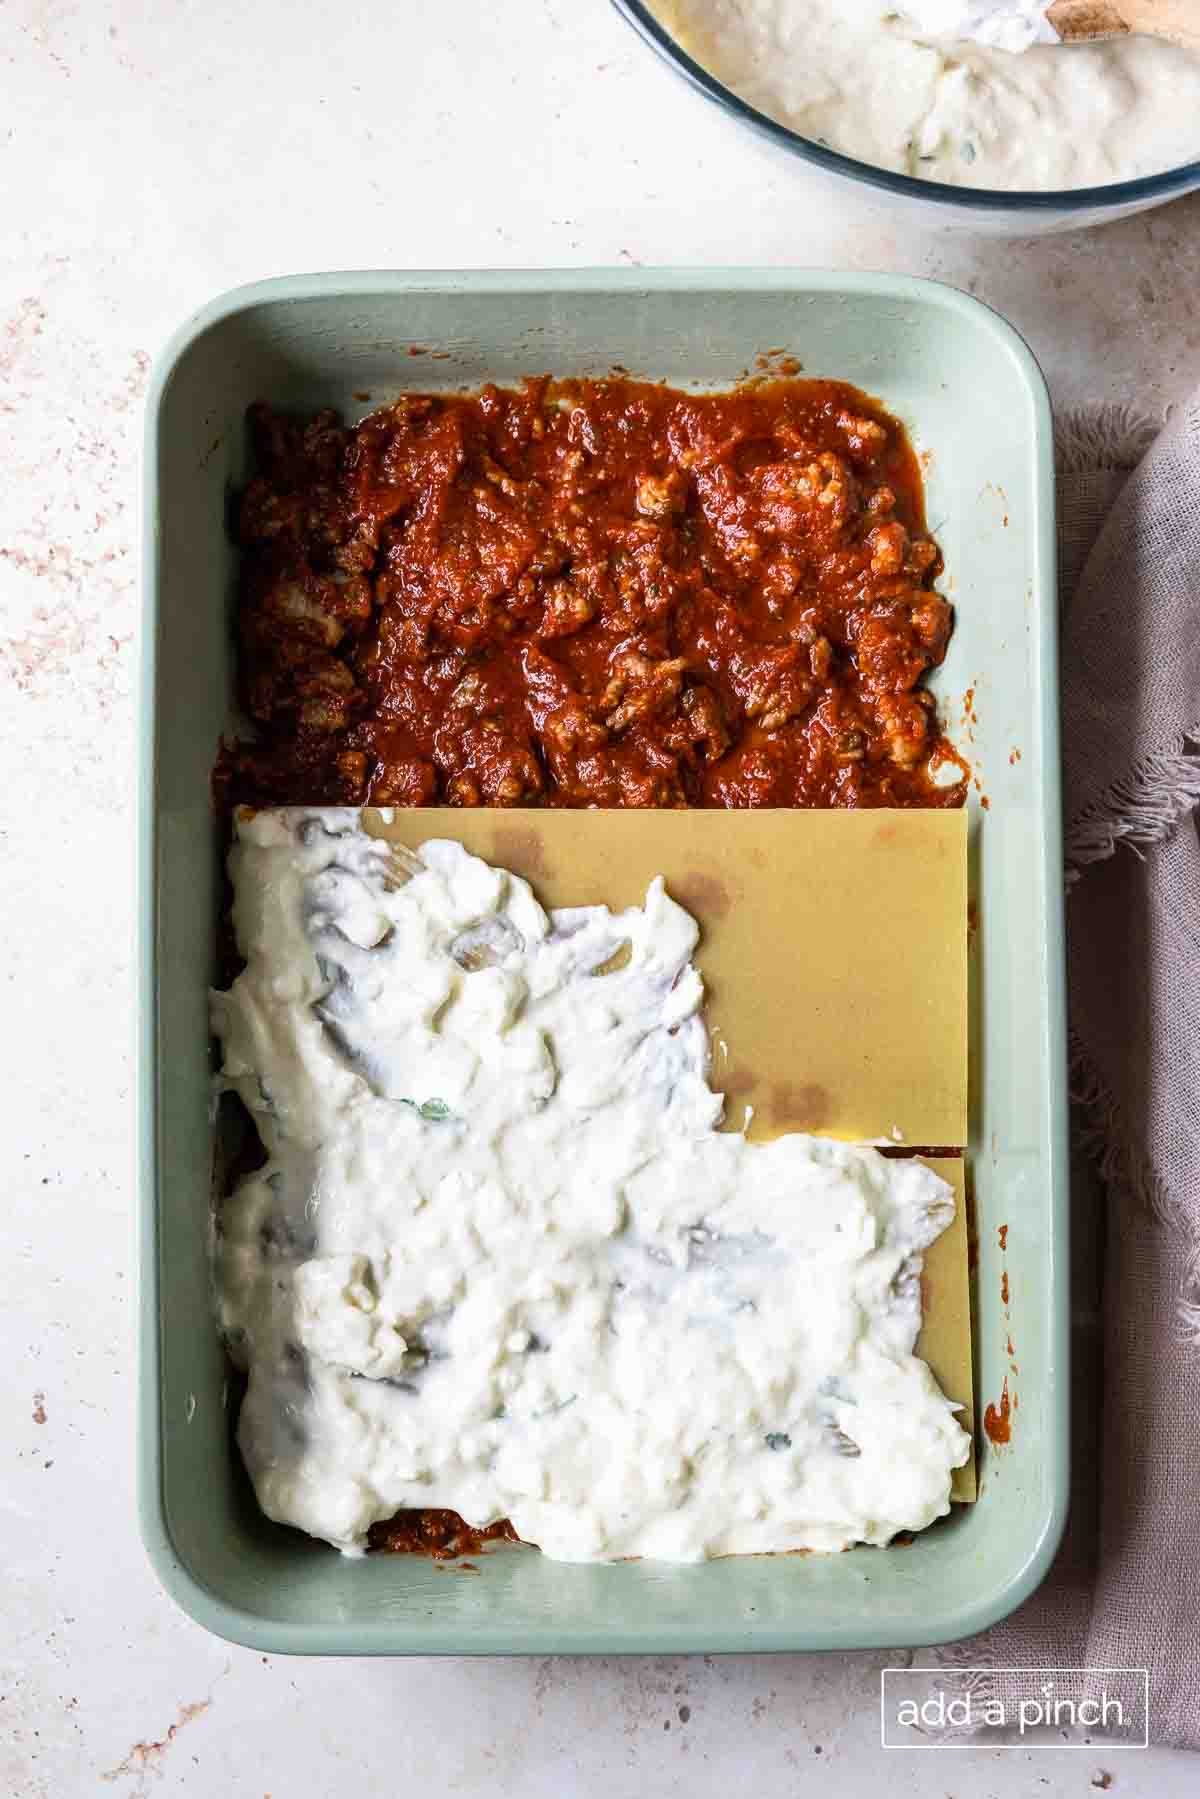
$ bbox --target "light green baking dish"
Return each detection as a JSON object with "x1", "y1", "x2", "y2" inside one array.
[{"x1": 138, "y1": 269, "x2": 1067, "y2": 1654}]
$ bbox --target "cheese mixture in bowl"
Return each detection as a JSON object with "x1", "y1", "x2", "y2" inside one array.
[
  {"x1": 650, "y1": 0, "x2": 1200, "y2": 190},
  {"x1": 212, "y1": 807, "x2": 970, "y2": 1563}
]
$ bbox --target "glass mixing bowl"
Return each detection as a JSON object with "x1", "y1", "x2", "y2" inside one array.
[{"x1": 612, "y1": 0, "x2": 1200, "y2": 235}]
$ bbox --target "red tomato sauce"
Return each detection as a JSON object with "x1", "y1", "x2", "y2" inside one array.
[{"x1": 217, "y1": 377, "x2": 965, "y2": 814}]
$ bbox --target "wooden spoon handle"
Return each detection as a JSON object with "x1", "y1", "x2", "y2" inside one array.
[{"x1": 1048, "y1": 0, "x2": 1200, "y2": 48}]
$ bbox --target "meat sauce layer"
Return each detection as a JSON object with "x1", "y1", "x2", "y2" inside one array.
[{"x1": 218, "y1": 377, "x2": 964, "y2": 813}]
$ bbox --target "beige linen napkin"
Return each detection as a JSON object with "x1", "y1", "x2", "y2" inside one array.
[{"x1": 920, "y1": 394, "x2": 1200, "y2": 1749}]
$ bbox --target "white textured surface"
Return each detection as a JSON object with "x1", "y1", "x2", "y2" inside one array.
[{"x1": 2, "y1": 1, "x2": 1199, "y2": 1792}]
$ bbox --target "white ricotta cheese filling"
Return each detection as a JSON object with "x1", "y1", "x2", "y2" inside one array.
[
  {"x1": 212, "y1": 807, "x2": 970, "y2": 1563},
  {"x1": 655, "y1": 0, "x2": 1200, "y2": 190}
]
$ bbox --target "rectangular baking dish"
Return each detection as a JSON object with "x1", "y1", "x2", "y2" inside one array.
[{"x1": 138, "y1": 268, "x2": 1067, "y2": 1654}]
